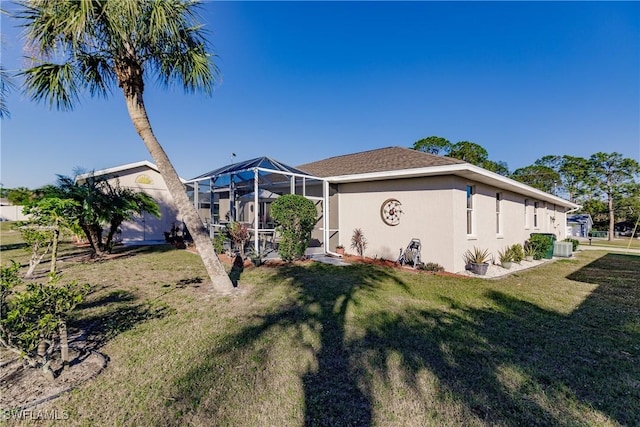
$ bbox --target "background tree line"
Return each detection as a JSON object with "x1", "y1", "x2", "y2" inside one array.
[{"x1": 413, "y1": 136, "x2": 640, "y2": 240}]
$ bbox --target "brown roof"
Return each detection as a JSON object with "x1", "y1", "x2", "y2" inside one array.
[{"x1": 297, "y1": 146, "x2": 466, "y2": 178}]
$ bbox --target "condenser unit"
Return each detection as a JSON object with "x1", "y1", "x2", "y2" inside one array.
[{"x1": 553, "y1": 242, "x2": 573, "y2": 257}]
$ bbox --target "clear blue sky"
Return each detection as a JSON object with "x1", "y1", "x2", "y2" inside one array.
[{"x1": 1, "y1": 1, "x2": 639, "y2": 190}]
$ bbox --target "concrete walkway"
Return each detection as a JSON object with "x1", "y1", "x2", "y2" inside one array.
[
  {"x1": 309, "y1": 254, "x2": 351, "y2": 266},
  {"x1": 578, "y1": 244, "x2": 640, "y2": 255}
]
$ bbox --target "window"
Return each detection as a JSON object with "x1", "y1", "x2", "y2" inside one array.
[
  {"x1": 524, "y1": 199, "x2": 529, "y2": 229},
  {"x1": 496, "y1": 193, "x2": 502, "y2": 235},
  {"x1": 466, "y1": 185, "x2": 475, "y2": 235},
  {"x1": 534, "y1": 201, "x2": 539, "y2": 228}
]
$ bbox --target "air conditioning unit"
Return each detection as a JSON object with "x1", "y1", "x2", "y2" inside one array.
[{"x1": 553, "y1": 241, "x2": 573, "y2": 257}]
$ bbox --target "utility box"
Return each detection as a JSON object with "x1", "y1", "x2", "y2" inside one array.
[{"x1": 554, "y1": 241, "x2": 573, "y2": 257}]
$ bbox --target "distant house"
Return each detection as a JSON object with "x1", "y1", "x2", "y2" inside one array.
[
  {"x1": 0, "y1": 198, "x2": 29, "y2": 222},
  {"x1": 76, "y1": 161, "x2": 181, "y2": 244},
  {"x1": 567, "y1": 214, "x2": 593, "y2": 238}
]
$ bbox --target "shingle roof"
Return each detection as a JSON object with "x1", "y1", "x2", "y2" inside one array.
[{"x1": 297, "y1": 146, "x2": 466, "y2": 178}]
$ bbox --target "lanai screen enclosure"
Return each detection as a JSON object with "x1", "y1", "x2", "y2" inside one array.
[{"x1": 186, "y1": 157, "x2": 328, "y2": 254}]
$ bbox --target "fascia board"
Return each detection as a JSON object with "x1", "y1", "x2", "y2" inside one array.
[
  {"x1": 326, "y1": 163, "x2": 579, "y2": 209},
  {"x1": 75, "y1": 160, "x2": 186, "y2": 184}
]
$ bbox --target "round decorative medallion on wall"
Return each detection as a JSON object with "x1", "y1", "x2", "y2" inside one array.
[{"x1": 380, "y1": 198, "x2": 403, "y2": 226}]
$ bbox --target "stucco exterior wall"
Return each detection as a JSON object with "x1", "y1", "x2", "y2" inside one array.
[
  {"x1": 337, "y1": 176, "x2": 457, "y2": 269},
  {"x1": 337, "y1": 175, "x2": 568, "y2": 273},
  {"x1": 102, "y1": 166, "x2": 180, "y2": 243}
]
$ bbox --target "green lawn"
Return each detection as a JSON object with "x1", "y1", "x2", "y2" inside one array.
[
  {"x1": 580, "y1": 235, "x2": 640, "y2": 250},
  {"x1": 1, "y1": 230, "x2": 639, "y2": 426}
]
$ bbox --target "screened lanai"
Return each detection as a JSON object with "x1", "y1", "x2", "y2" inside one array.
[{"x1": 185, "y1": 157, "x2": 330, "y2": 256}]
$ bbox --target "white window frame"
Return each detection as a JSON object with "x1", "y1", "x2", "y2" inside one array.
[
  {"x1": 496, "y1": 192, "x2": 503, "y2": 236},
  {"x1": 534, "y1": 201, "x2": 539, "y2": 229},
  {"x1": 524, "y1": 199, "x2": 530, "y2": 229},
  {"x1": 466, "y1": 185, "x2": 475, "y2": 236}
]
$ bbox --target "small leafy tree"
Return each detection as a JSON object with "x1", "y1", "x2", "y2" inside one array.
[
  {"x1": 0, "y1": 265, "x2": 89, "y2": 379},
  {"x1": 271, "y1": 194, "x2": 317, "y2": 262},
  {"x1": 226, "y1": 221, "x2": 250, "y2": 254},
  {"x1": 14, "y1": 222, "x2": 54, "y2": 278},
  {"x1": 23, "y1": 197, "x2": 78, "y2": 275}
]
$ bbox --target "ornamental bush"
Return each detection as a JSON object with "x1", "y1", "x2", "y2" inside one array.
[
  {"x1": 0, "y1": 263, "x2": 90, "y2": 378},
  {"x1": 509, "y1": 243, "x2": 525, "y2": 263},
  {"x1": 564, "y1": 238, "x2": 580, "y2": 251},
  {"x1": 271, "y1": 194, "x2": 317, "y2": 262},
  {"x1": 528, "y1": 234, "x2": 555, "y2": 260}
]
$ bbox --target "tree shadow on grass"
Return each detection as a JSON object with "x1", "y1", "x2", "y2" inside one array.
[
  {"x1": 354, "y1": 252, "x2": 640, "y2": 425},
  {"x1": 0, "y1": 242, "x2": 28, "y2": 251},
  {"x1": 169, "y1": 254, "x2": 640, "y2": 426},
  {"x1": 169, "y1": 262, "x2": 408, "y2": 426},
  {"x1": 69, "y1": 289, "x2": 173, "y2": 351}
]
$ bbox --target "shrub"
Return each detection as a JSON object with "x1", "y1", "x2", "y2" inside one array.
[
  {"x1": 509, "y1": 243, "x2": 525, "y2": 263},
  {"x1": 419, "y1": 262, "x2": 444, "y2": 272},
  {"x1": 498, "y1": 247, "x2": 513, "y2": 264},
  {"x1": 523, "y1": 242, "x2": 535, "y2": 258},
  {"x1": 271, "y1": 194, "x2": 317, "y2": 262},
  {"x1": 463, "y1": 247, "x2": 491, "y2": 265},
  {"x1": 1, "y1": 264, "x2": 90, "y2": 378},
  {"x1": 564, "y1": 238, "x2": 579, "y2": 251},
  {"x1": 528, "y1": 234, "x2": 554, "y2": 259},
  {"x1": 226, "y1": 221, "x2": 250, "y2": 253},
  {"x1": 350, "y1": 228, "x2": 367, "y2": 258},
  {"x1": 213, "y1": 232, "x2": 226, "y2": 254}
]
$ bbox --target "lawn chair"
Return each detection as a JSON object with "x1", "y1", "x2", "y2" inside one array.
[{"x1": 397, "y1": 238, "x2": 422, "y2": 268}]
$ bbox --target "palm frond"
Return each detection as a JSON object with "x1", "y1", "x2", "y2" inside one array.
[
  {"x1": 77, "y1": 53, "x2": 114, "y2": 98},
  {"x1": 18, "y1": 0, "x2": 219, "y2": 107},
  {"x1": 0, "y1": 66, "x2": 15, "y2": 119},
  {"x1": 21, "y1": 62, "x2": 80, "y2": 110}
]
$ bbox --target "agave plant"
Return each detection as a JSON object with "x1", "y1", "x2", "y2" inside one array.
[{"x1": 463, "y1": 247, "x2": 491, "y2": 265}]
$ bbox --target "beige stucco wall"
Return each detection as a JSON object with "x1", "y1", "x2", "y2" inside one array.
[
  {"x1": 102, "y1": 166, "x2": 180, "y2": 242},
  {"x1": 336, "y1": 175, "x2": 569, "y2": 273},
  {"x1": 337, "y1": 176, "x2": 457, "y2": 269}
]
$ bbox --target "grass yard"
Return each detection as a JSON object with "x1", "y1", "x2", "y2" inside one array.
[
  {"x1": 1, "y1": 227, "x2": 639, "y2": 426},
  {"x1": 582, "y1": 236, "x2": 640, "y2": 250}
]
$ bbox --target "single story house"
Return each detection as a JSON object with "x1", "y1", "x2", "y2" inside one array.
[
  {"x1": 297, "y1": 147, "x2": 579, "y2": 273},
  {"x1": 566, "y1": 214, "x2": 593, "y2": 238},
  {"x1": 185, "y1": 146, "x2": 579, "y2": 273},
  {"x1": 76, "y1": 161, "x2": 181, "y2": 243}
]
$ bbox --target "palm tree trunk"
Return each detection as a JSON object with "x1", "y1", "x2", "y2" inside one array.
[
  {"x1": 104, "y1": 218, "x2": 122, "y2": 253},
  {"x1": 83, "y1": 224, "x2": 104, "y2": 257},
  {"x1": 123, "y1": 91, "x2": 233, "y2": 294}
]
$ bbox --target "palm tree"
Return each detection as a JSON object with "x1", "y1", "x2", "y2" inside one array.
[
  {"x1": 18, "y1": 0, "x2": 233, "y2": 292},
  {"x1": 55, "y1": 174, "x2": 111, "y2": 257}
]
